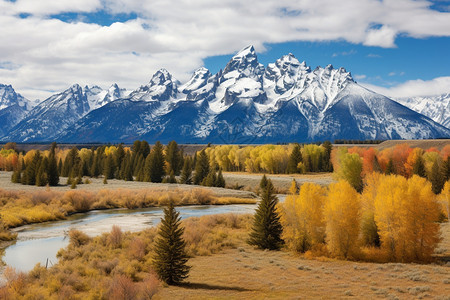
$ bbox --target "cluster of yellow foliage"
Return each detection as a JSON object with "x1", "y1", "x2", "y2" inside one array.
[
  {"x1": 205, "y1": 144, "x2": 327, "y2": 173},
  {"x1": 281, "y1": 175, "x2": 443, "y2": 262}
]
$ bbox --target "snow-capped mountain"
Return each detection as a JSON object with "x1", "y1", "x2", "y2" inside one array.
[
  {"x1": 395, "y1": 93, "x2": 450, "y2": 128},
  {"x1": 2, "y1": 46, "x2": 449, "y2": 143},
  {"x1": 4, "y1": 83, "x2": 127, "y2": 142},
  {"x1": 0, "y1": 84, "x2": 34, "y2": 137}
]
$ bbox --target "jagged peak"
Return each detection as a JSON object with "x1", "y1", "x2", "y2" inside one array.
[{"x1": 233, "y1": 45, "x2": 256, "y2": 59}]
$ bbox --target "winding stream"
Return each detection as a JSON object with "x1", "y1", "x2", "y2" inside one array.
[{"x1": 2, "y1": 204, "x2": 256, "y2": 272}]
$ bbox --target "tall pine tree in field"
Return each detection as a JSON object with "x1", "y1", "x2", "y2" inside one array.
[
  {"x1": 165, "y1": 141, "x2": 183, "y2": 175},
  {"x1": 179, "y1": 157, "x2": 193, "y2": 184},
  {"x1": 193, "y1": 150, "x2": 209, "y2": 185},
  {"x1": 248, "y1": 178, "x2": 284, "y2": 250},
  {"x1": 47, "y1": 142, "x2": 59, "y2": 186},
  {"x1": 287, "y1": 144, "x2": 302, "y2": 174},
  {"x1": 149, "y1": 141, "x2": 165, "y2": 183},
  {"x1": 153, "y1": 201, "x2": 190, "y2": 285}
]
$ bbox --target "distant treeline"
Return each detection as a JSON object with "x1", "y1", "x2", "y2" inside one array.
[
  {"x1": 333, "y1": 139, "x2": 384, "y2": 144},
  {"x1": 5, "y1": 141, "x2": 225, "y2": 188}
]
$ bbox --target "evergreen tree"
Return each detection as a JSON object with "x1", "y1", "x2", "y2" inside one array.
[
  {"x1": 103, "y1": 155, "x2": 115, "y2": 179},
  {"x1": 193, "y1": 150, "x2": 209, "y2": 185},
  {"x1": 202, "y1": 169, "x2": 217, "y2": 187},
  {"x1": 287, "y1": 144, "x2": 302, "y2": 174},
  {"x1": 23, "y1": 151, "x2": 41, "y2": 185},
  {"x1": 149, "y1": 141, "x2": 166, "y2": 183},
  {"x1": 216, "y1": 169, "x2": 225, "y2": 188},
  {"x1": 248, "y1": 179, "x2": 284, "y2": 250},
  {"x1": 385, "y1": 158, "x2": 394, "y2": 175},
  {"x1": 140, "y1": 140, "x2": 151, "y2": 158},
  {"x1": 165, "y1": 141, "x2": 183, "y2": 175},
  {"x1": 179, "y1": 157, "x2": 193, "y2": 184},
  {"x1": 58, "y1": 158, "x2": 63, "y2": 175},
  {"x1": 442, "y1": 156, "x2": 450, "y2": 181},
  {"x1": 153, "y1": 201, "x2": 190, "y2": 285},
  {"x1": 429, "y1": 160, "x2": 445, "y2": 194},
  {"x1": 373, "y1": 156, "x2": 382, "y2": 173},
  {"x1": 62, "y1": 147, "x2": 80, "y2": 177},
  {"x1": 36, "y1": 157, "x2": 48, "y2": 186},
  {"x1": 322, "y1": 141, "x2": 333, "y2": 171},
  {"x1": 47, "y1": 142, "x2": 59, "y2": 186},
  {"x1": 259, "y1": 174, "x2": 269, "y2": 191},
  {"x1": 11, "y1": 169, "x2": 21, "y2": 183},
  {"x1": 412, "y1": 155, "x2": 426, "y2": 178}
]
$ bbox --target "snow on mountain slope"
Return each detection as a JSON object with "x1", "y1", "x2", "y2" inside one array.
[
  {"x1": 3, "y1": 46, "x2": 450, "y2": 143},
  {"x1": 395, "y1": 93, "x2": 450, "y2": 128},
  {"x1": 0, "y1": 84, "x2": 34, "y2": 137},
  {"x1": 4, "y1": 83, "x2": 126, "y2": 142}
]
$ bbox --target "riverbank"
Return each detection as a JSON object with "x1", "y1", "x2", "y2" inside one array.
[
  {"x1": 0, "y1": 174, "x2": 257, "y2": 240},
  {"x1": 1, "y1": 213, "x2": 449, "y2": 299}
]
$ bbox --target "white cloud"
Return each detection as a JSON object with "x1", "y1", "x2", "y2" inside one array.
[
  {"x1": 360, "y1": 76, "x2": 450, "y2": 98},
  {"x1": 0, "y1": 0, "x2": 449, "y2": 99},
  {"x1": 364, "y1": 25, "x2": 397, "y2": 48}
]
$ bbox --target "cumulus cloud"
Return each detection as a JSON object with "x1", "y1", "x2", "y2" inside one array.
[
  {"x1": 0, "y1": 0, "x2": 449, "y2": 99},
  {"x1": 361, "y1": 76, "x2": 450, "y2": 98}
]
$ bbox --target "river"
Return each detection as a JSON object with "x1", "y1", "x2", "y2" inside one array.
[{"x1": 1, "y1": 204, "x2": 256, "y2": 273}]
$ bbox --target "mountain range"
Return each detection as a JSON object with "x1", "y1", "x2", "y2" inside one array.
[{"x1": 0, "y1": 46, "x2": 449, "y2": 143}]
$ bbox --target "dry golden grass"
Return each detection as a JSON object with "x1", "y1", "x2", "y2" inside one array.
[{"x1": 0, "y1": 187, "x2": 256, "y2": 237}]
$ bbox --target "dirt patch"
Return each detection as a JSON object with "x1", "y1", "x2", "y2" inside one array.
[
  {"x1": 224, "y1": 172, "x2": 334, "y2": 193},
  {"x1": 376, "y1": 139, "x2": 450, "y2": 151},
  {"x1": 155, "y1": 245, "x2": 450, "y2": 299}
]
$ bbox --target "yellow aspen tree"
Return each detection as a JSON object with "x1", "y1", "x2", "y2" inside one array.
[
  {"x1": 324, "y1": 181, "x2": 361, "y2": 258},
  {"x1": 281, "y1": 182, "x2": 326, "y2": 252},
  {"x1": 373, "y1": 175, "x2": 407, "y2": 261},
  {"x1": 374, "y1": 175, "x2": 441, "y2": 262},
  {"x1": 402, "y1": 176, "x2": 441, "y2": 262},
  {"x1": 360, "y1": 173, "x2": 382, "y2": 247}
]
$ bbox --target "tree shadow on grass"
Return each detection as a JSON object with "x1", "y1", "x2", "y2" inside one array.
[{"x1": 179, "y1": 282, "x2": 252, "y2": 292}]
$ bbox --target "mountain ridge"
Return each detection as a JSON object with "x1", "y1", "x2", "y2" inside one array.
[{"x1": 1, "y1": 46, "x2": 449, "y2": 143}]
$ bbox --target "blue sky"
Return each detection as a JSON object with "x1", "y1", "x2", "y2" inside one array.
[
  {"x1": 0, "y1": 0, "x2": 449, "y2": 100},
  {"x1": 204, "y1": 37, "x2": 450, "y2": 88}
]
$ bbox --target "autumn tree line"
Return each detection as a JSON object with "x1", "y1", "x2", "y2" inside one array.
[
  {"x1": 280, "y1": 174, "x2": 449, "y2": 263},
  {"x1": 6, "y1": 141, "x2": 225, "y2": 188},
  {"x1": 334, "y1": 144, "x2": 450, "y2": 194}
]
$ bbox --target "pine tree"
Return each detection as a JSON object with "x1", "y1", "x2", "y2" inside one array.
[
  {"x1": 385, "y1": 158, "x2": 394, "y2": 175},
  {"x1": 153, "y1": 201, "x2": 190, "y2": 285},
  {"x1": 140, "y1": 140, "x2": 151, "y2": 158},
  {"x1": 149, "y1": 141, "x2": 165, "y2": 183},
  {"x1": 287, "y1": 144, "x2": 302, "y2": 174},
  {"x1": 216, "y1": 169, "x2": 225, "y2": 188},
  {"x1": 259, "y1": 174, "x2": 268, "y2": 192},
  {"x1": 47, "y1": 142, "x2": 59, "y2": 186},
  {"x1": 165, "y1": 141, "x2": 183, "y2": 175},
  {"x1": 23, "y1": 151, "x2": 41, "y2": 185},
  {"x1": 322, "y1": 141, "x2": 333, "y2": 171},
  {"x1": 36, "y1": 157, "x2": 48, "y2": 186},
  {"x1": 103, "y1": 155, "x2": 115, "y2": 179},
  {"x1": 58, "y1": 158, "x2": 63, "y2": 175},
  {"x1": 412, "y1": 154, "x2": 426, "y2": 177},
  {"x1": 202, "y1": 169, "x2": 217, "y2": 187},
  {"x1": 248, "y1": 179, "x2": 284, "y2": 250},
  {"x1": 11, "y1": 169, "x2": 21, "y2": 183},
  {"x1": 429, "y1": 160, "x2": 445, "y2": 194},
  {"x1": 193, "y1": 150, "x2": 209, "y2": 185},
  {"x1": 179, "y1": 157, "x2": 193, "y2": 184}
]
